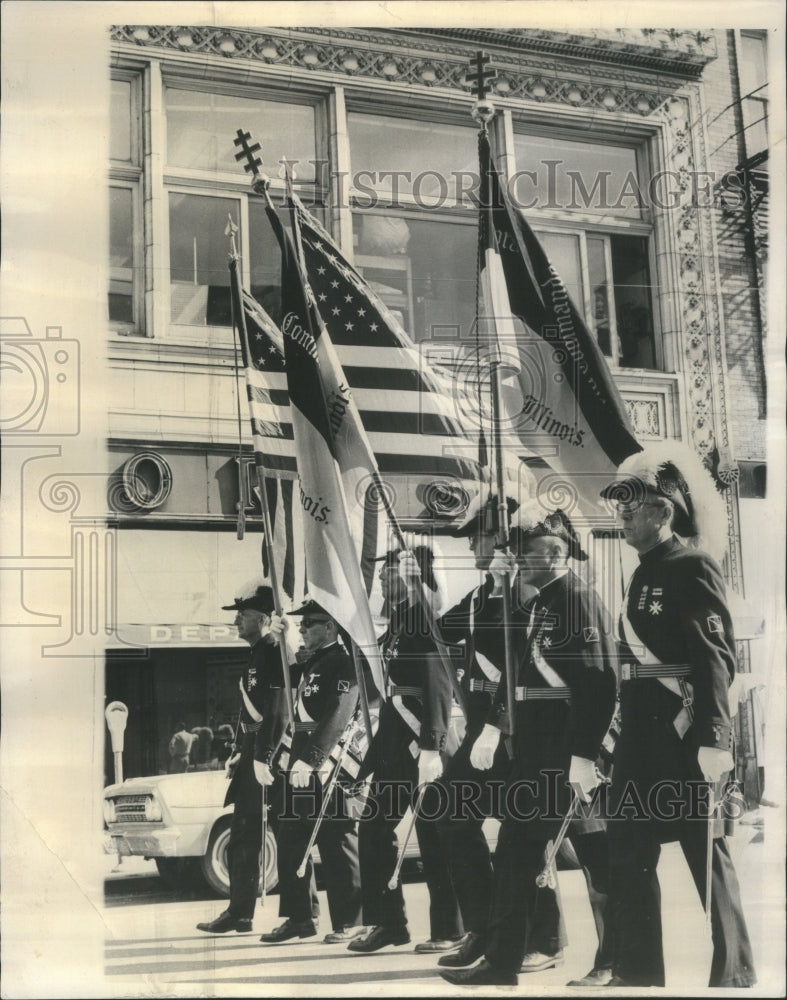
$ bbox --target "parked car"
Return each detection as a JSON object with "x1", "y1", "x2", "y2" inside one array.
[
  {"x1": 104, "y1": 770, "x2": 579, "y2": 897},
  {"x1": 103, "y1": 769, "x2": 278, "y2": 895}
]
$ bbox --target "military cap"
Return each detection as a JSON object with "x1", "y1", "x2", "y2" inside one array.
[{"x1": 286, "y1": 598, "x2": 333, "y2": 620}]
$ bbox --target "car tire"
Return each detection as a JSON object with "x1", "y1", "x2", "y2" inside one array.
[
  {"x1": 155, "y1": 857, "x2": 199, "y2": 890},
  {"x1": 200, "y1": 816, "x2": 279, "y2": 897}
]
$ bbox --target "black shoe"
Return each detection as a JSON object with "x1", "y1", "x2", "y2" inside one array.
[
  {"x1": 520, "y1": 949, "x2": 564, "y2": 973},
  {"x1": 347, "y1": 924, "x2": 411, "y2": 953},
  {"x1": 196, "y1": 911, "x2": 252, "y2": 934},
  {"x1": 567, "y1": 967, "x2": 615, "y2": 988},
  {"x1": 439, "y1": 960, "x2": 518, "y2": 987},
  {"x1": 438, "y1": 932, "x2": 486, "y2": 968},
  {"x1": 259, "y1": 918, "x2": 317, "y2": 943}
]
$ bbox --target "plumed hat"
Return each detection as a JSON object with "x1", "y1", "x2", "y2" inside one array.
[
  {"x1": 376, "y1": 534, "x2": 445, "y2": 594},
  {"x1": 509, "y1": 508, "x2": 588, "y2": 561},
  {"x1": 221, "y1": 580, "x2": 275, "y2": 614},
  {"x1": 600, "y1": 442, "x2": 727, "y2": 561}
]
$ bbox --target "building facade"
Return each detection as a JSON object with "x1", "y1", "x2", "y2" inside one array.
[{"x1": 106, "y1": 25, "x2": 769, "y2": 793}]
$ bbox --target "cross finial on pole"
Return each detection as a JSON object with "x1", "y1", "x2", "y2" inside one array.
[
  {"x1": 466, "y1": 51, "x2": 497, "y2": 126},
  {"x1": 234, "y1": 128, "x2": 270, "y2": 193}
]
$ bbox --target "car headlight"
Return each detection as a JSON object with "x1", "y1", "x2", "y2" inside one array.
[
  {"x1": 103, "y1": 798, "x2": 117, "y2": 824},
  {"x1": 144, "y1": 796, "x2": 163, "y2": 822}
]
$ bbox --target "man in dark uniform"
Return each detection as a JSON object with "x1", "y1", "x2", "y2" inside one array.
[
  {"x1": 441, "y1": 512, "x2": 617, "y2": 986},
  {"x1": 259, "y1": 600, "x2": 364, "y2": 944},
  {"x1": 347, "y1": 540, "x2": 465, "y2": 955},
  {"x1": 600, "y1": 446, "x2": 756, "y2": 988},
  {"x1": 430, "y1": 494, "x2": 519, "y2": 970},
  {"x1": 196, "y1": 582, "x2": 288, "y2": 934}
]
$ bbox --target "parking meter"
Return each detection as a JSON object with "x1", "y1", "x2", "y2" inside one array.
[{"x1": 105, "y1": 701, "x2": 129, "y2": 784}]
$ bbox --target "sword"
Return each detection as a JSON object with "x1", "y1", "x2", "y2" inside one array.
[
  {"x1": 295, "y1": 740, "x2": 350, "y2": 879},
  {"x1": 536, "y1": 793, "x2": 581, "y2": 888},
  {"x1": 704, "y1": 781, "x2": 718, "y2": 937},
  {"x1": 388, "y1": 782, "x2": 428, "y2": 891},
  {"x1": 260, "y1": 781, "x2": 268, "y2": 906}
]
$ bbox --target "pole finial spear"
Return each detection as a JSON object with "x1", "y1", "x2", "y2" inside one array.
[
  {"x1": 466, "y1": 50, "x2": 497, "y2": 126},
  {"x1": 225, "y1": 213, "x2": 240, "y2": 260}
]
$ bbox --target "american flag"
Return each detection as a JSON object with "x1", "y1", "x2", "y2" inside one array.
[
  {"x1": 230, "y1": 263, "x2": 304, "y2": 605},
  {"x1": 289, "y1": 193, "x2": 478, "y2": 483}
]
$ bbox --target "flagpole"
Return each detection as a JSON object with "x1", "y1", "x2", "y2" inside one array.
[
  {"x1": 471, "y1": 53, "x2": 518, "y2": 737},
  {"x1": 283, "y1": 176, "x2": 469, "y2": 721},
  {"x1": 228, "y1": 224, "x2": 296, "y2": 733}
]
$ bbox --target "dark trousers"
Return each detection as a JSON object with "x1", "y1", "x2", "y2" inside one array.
[
  {"x1": 358, "y1": 741, "x2": 463, "y2": 939},
  {"x1": 608, "y1": 818, "x2": 756, "y2": 987},
  {"x1": 483, "y1": 820, "x2": 613, "y2": 974},
  {"x1": 433, "y1": 728, "x2": 509, "y2": 936},
  {"x1": 572, "y1": 829, "x2": 613, "y2": 971},
  {"x1": 485, "y1": 821, "x2": 562, "y2": 975},
  {"x1": 275, "y1": 778, "x2": 362, "y2": 931},
  {"x1": 226, "y1": 812, "x2": 263, "y2": 921}
]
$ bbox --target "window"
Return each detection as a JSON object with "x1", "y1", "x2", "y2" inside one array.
[
  {"x1": 163, "y1": 84, "x2": 322, "y2": 336},
  {"x1": 109, "y1": 76, "x2": 141, "y2": 332},
  {"x1": 348, "y1": 110, "x2": 479, "y2": 343},
  {"x1": 513, "y1": 129, "x2": 658, "y2": 370},
  {"x1": 739, "y1": 31, "x2": 768, "y2": 158}
]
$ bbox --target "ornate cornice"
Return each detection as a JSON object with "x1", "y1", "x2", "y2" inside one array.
[
  {"x1": 110, "y1": 25, "x2": 696, "y2": 116},
  {"x1": 399, "y1": 28, "x2": 717, "y2": 76}
]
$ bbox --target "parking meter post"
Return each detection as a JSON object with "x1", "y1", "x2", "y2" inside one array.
[{"x1": 105, "y1": 701, "x2": 129, "y2": 785}]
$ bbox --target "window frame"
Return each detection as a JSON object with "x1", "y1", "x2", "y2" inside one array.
[
  {"x1": 155, "y1": 72, "x2": 329, "y2": 346},
  {"x1": 109, "y1": 70, "x2": 143, "y2": 334}
]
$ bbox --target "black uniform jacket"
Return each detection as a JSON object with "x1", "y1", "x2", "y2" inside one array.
[
  {"x1": 439, "y1": 573, "x2": 507, "y2": 738},
  {"x1": 225, "y1": 635, "x2": 289, "y2": 811},
  {"x1": 290, "y1": 642, "x2": 359, "y2": 770},
  {"x1": 486, "y1": 570, "x2": 617, "y2": 832},
  {"x1": 361, "y1": 599, "x2": 455, "y2": 778},
  {"x1": 612, "y1": 536, "x2": 736, "y2": 836}
]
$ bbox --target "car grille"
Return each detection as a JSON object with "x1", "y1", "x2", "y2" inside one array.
[{"x1": 113, "y1": 794, "x2": 154, "y2": 823}]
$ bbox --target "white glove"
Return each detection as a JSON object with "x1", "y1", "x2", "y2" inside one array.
[
  {"x1": 568, "y1": 755, "x2": 600, "y2": 804},
  {"x1": 417, "y1": 749, "x2": 443, "y2": 785},
  {"x1": 253, "y1": 761, "x2": 274, "y2": 786},
  {"x1": 397, "y1": 550, "x2": 421, "y2": 584},
  {"x1": 470, "y1": 724, "x2": 499, "y2": 771},
  {"x1": 289, "y1": 758, "x2": 313, "y2": 788},
  {"x1": 268, "y1": 613, "x2": 287, "y2": 637},
  {"x1": 488, "y1": 550, "x2": 516, "y2": 590},
  {"x1": 698, "y1": 746, "x2": 734, "y2": 783},
  {"x1": 225, "y1": 752, "x2": 241, "y2": 778}
]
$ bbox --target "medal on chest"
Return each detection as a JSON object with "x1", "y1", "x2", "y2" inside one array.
[
  {"x1": 247, "y1": 667, "x2": 257, "y2": 690},
  {"x1": 302, "y1": 671, "x2": 320, "y2": 698}
]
